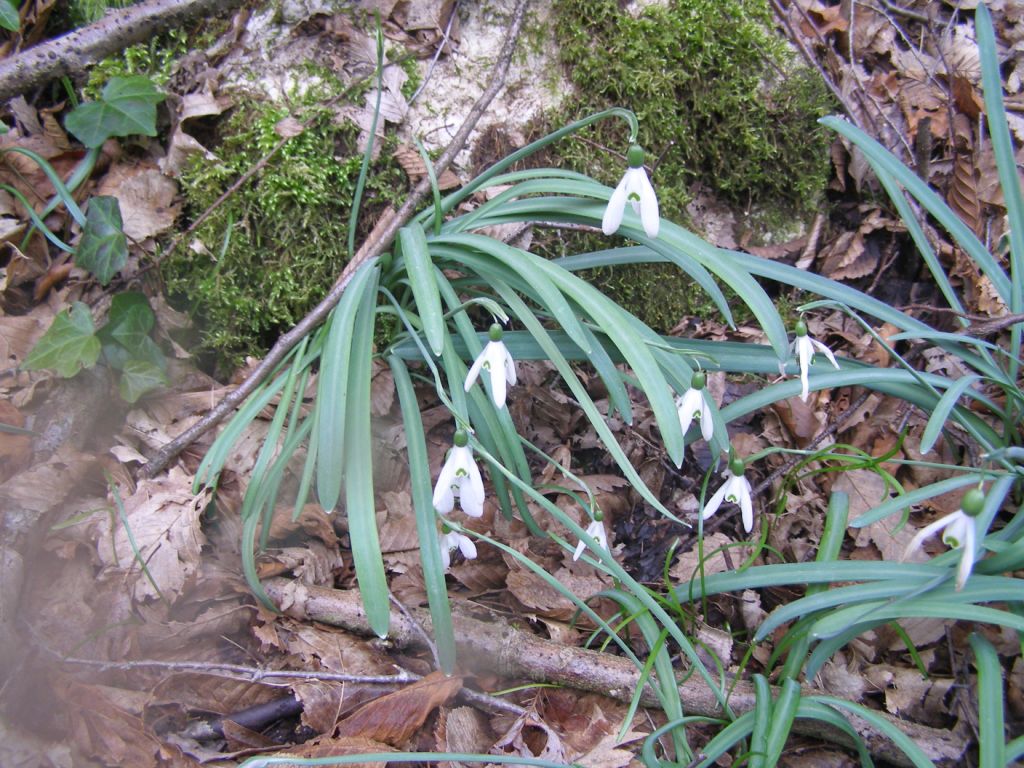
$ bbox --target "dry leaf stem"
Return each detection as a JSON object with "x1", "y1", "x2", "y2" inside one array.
[
  {"x1": 264, "y1": 579, "x2": 967, "y2": 767},
  {"x1": 141, "y1": 0, "x2": 532, "y2": 479}
]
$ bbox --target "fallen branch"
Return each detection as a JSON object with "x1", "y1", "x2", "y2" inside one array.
[
  {"x1": 264, "y1": 579, "x2": 968, "y2": 767},
  {"x1": 0, "y1": 0, "x2": 245, "y2": 103},
  {"x1": 141, "y1": 0, "x2": 532, "y2": 479}
]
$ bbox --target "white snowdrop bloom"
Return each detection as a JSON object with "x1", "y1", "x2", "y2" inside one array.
[
  {"x1": 902, "y1": 488, "x2": 985, "y2": 590},
  {"x1": 702, "y1": 455, "x2": 755, "y2": 533},
  {"x1": 676, "y1": 370, "x2": 714, "y2": 444},
  {"x1": 788, "y1": 318, "x2": 839, "y2": 402},
  {"x1": 439, "y1": 528, "x2": 478, "y2": 570},
  {"x1": 432, "y1": 430, "x2": 485, "y2": 517},
  {"x1": 572, "y1": 518, "x2": 609, "y2": 561},
  {"x1": 464, "y1": 323, "x2": 516, "y2": 408},
  {"x1": 602, "y1": 144, "x2": 660, "y2": 238}
]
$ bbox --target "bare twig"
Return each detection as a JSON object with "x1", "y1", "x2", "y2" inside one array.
[
  {"x1": 141, "y1": 0, "x2": 532, "y2": 479},
  {"x1": 0, "y1": 0, "x2": 245, "y2": 102},
  {"x1": 263, "y1": 579, "x2": 967, "y2": 767}
]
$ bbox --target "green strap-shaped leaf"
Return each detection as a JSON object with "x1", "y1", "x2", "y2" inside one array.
[
  {"x1": 919, "y1": 374, "x2": 982, "y2": 455},
  {"x1": 22, "y1": 302, "x2": 100, "y2": 377},
  {"x1": 970, "y1": 633, "x2": 1007, "y2": 768},
  {"x1": 390, "y1": 356, "x2": 456, "y2": 672},
  {"x1": 76, "y1": 196, "x2": 127, "y2": 285},
  {"x1": 399, "y1": 222, "x2": 446, "y2": 357},
  {"x1": 316, "y1": 260, "x2": 378, "y2": 512},
  {"x1": 344, "y1": 267, "x2": 389, "y2": 637}
]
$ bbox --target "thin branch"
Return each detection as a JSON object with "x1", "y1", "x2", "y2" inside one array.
[
  {"x1": 0, "y1": 0, "x2": 245, "y2": 102},
  {"x1": 141, "y1": 0, "x2": 532, "y2": 479}
]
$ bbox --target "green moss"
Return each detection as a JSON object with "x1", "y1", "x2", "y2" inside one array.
[
  {"x1": 164, "y1": 96, "x2": 407, "y2": 371},
  {"x1": 84, "y1": 29, "x2": 191, "y2": 97},
  {"x1": 539, "y1": 0, "x2": 835, "y2": 330}
]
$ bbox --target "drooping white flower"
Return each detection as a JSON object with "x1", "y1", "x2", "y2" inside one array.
[
  {"x1": 702, "y1": 454, "x2": 755, "y2": 533},
  {"x1": 439, "y1": 528, "x2": 478, "y2": 570},
  {"x1": 573, "y1": 517, "x2": 610, "y2": 561},
  {"x1": 464, "y1": 323, "x2": 516, "y2": 408},
  {"x1": 432, "y1": 430, "x2": 485, "y2": 517},
  {"x1": 602, "y1": 144, "x2": 660, "y2": 238},
  {"x1": 788, "y1": 318, "x2": 839, "y2": 402},
  {"x1": 902, "y1": 488, "x2": 985, "y2": 590},
  {"x1": 676, "y1": 370, "x2": 714, "y2": 445}
]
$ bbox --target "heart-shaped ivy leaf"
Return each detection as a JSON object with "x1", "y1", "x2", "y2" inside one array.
[
  {"x1": 64, "y1": 76, "x2": 165, "y2": 148},
  {"x1": 22, "y1": 302, "x2": 101, "y2": 377},
  {"x1": 119, "y1": 359, "x2": 168, "y2": 403},
  {"x1": 76, "y1": 196, "x2": 127, "y2": 285},
  {"x1": 103, "y1": 291, "x2": 155, "y2": 354}
]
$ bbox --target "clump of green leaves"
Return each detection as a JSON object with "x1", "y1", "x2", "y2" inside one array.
[
  {"x1": 24, "y1": 293, "x2": 168, "y2": 402},
  {"x1": 164, "y1": 99, "x2": 407, "y2": 370}
]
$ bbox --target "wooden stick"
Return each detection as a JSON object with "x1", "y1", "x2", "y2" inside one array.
[
  {"x1": 263, "y1": 579, "x2": 968, "y2": 767},
  {"x1": 141, "y1": 0, "x2": 532, "y2": 479}
]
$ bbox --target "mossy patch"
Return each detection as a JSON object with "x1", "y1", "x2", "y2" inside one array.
[
  {"x1": 540, "y1": 0, "x2": 836, "y2": 331},
  {"x1": 163, "y1": 97, "x2": 406, "y2": 372}
]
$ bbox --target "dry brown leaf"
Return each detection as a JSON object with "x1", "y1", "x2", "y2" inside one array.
[
  {"x1": 506, "y1": 566, "x2": 610, "y2": 621},
  {"x1": 394, "y1": 143, "x2": 461, "y2": 189},
  {"x1": 335, "y1": 671, "x2": 462, "y2": 745},
  {"x1": 267, "y1": 735, "x2": 395, "y2": 767},
  {"x1": 95, "y1": 164, "x2": 181, "y2": 243},
  {"x1": 669, "y1": 531, "x2": 736, "y2": 583},
  {"x1": 376, "y1": 490, "x2": 420, "y2": 553},
  {"x1": 0, "y1": 399, "x2": 33, "y2": 483},
  {"x1": 294, "y1": 680, "x2": 345, "y2": 734},
  {"x1": 949, "y1": 148, "x2": 983, "y2": 237},
  {"x1": 492, "y1": 711, "x2": 567, "y2": 763},
  {"x1": 95, "y1": 466, "x2": 211, "y2": 603},
  {"x1": 436, "y1": 706, "x2": 494, "y2": 766},
  {"x1": 60, "y1": 679, "x2": 161, "y2": 768}
]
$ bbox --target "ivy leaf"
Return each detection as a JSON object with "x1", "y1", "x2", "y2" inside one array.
[
  {"x1": 22, "y1": 302, "x2": 101, "y2": 377},
  {"x1": 0, "y1": 0, "x2": 19, "y2": 32},
  {"x1": 76, "y1": 196, "x2": 127, "y2": 285},
  {"x1": 103, "y1": 291, "x2": 155, "y2": 354},
  {"x1": 64, "y1": 76, "x2": 165, "y2": 148},
  {"x1": 119, "y1": 360, "x2": 168, "y2": 403}
]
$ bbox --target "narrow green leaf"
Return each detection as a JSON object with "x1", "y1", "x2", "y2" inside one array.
[
  {"x1": 764, "y1": 678, "x2": 801, "y2": 767},
  {"x1": 749, "y1": 675, "x2": 772, "y2": 768},
  {"x1": 64, "y1": 76, "x2": 164, "y2": 148},
  {"x1": 316, "y1": 260, "x2": 377, "y2": 512},
  {"x1": 344, "y1": 267, "x2": 389, "y2": 637},
  {"x1": 399, "y1": 223, "x2": 446, "y2": 356},
  {"x1": 810, "y1": 696, "x2": 936, "y2": 768},
  {"x1": 920, "y1": 374, "x2": 981, "y2": 454},
  {"x1": 390, "y1": 355, "x2": 457, "y2": 673},
  {"x1": 970, "y1": 633, "x2": 1006, "y2": 768},
  {"x1": 119, "y1": 359, "x2": 168, "y2": 402},
  {"x1": 76, "y1": 196, "x2": 127, "y2": 285},
  {"x1": 0, "y1": 0, "x2": 19, "y2": 32},
  {"x1": 22, "y1": 302, "x2": 100, "y2": 377}
]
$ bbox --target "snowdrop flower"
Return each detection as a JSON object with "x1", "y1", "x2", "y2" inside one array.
[
  {"x1": 464, "y1": 323, "x2": 516, "y2": 408},
  {"x1": 902, "y1": 488, "x2": 984, "y2": 591},
  {"x1": 702, "y1": 453, "x2": 755, "y2": 533},
  {"x1": 432, "y1": 429, "x2": 485, "y2": 517},
  {"x1": 676, "y1": 370, "x2": 714, "y2": 444},
  {"x1": 439, "y1": 526, "x2": 478, "y2": 570},
  {"x1": 788, "y1": 318, "x2": 839, "y2": 402},
  {"x1": 602, "y1": 144, "x2": 660, "y2": 238},
  {"x1": 572, "y1": 515, "x2": 610, "y2": 561}
]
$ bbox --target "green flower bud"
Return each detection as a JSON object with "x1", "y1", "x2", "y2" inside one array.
[
  {"x1": 626, "y1": 144, "x2": 645, "y2": 168},
  {"x1": 795, "y1": 318, "x2": 808, "y2": 337},
  {"x1": 961, "y1": 487, "x2": 985, "y2": 518},
  {"x1": 488, "y1": 323, "x2": 503, "y2": 341},
  {"x1": 728, "y1": 454, "x2": 746, "y2": 477},
  {"x1": 453, "y1": 429, "x2": 469, "y2": 447},
  {"x1": 593, "y1": 508, "x2": 604, "y2": 522},
  {"x1": 690, "y1": 370, "x2": 706, "y2": 390}
]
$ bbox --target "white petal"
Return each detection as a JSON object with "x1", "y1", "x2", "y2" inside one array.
[
  {"x1": 588, "y1": 520, "x2": 609, "y2": 550},
  {"x1": 602, "y1": 175, "x2": 630, "y2": 235},
  {"x1": 440, "y1": 542, "x2": 452, "y2": 570},
  {"x1": 676, "y1": 389, "x2": 700, "y2": 439},
  {"x1": 464, "y1": 346, "x2": 489, "y2": 392},
  {"x1": 432, "y1": 453, "x2": 458, "y2": 513},
  {"x1": 901, "y1": 513, "x2": 957, "y2": 561},
  {"x1": 796, "y1": 335, "x2": 813, "y2": 401},
  {"x1": 636, "y1": 169, "x2": 660, "y2": 237},
  {"x1": 699, "y1": 396, "x2": 714, "y2": 442},
  {"x1": 503, "y1": 346, "x2": 517, "y2": 386},
  {"x1": 702, "y1": 482, "x2": 729, "y2": 521},
  {"x1": 955, "y1": 516, "x2": 976, "y2": 591},
  {"x1": 572, "y1": 538, "x2": 588, "y2": 561},
  {"x1": 486, "y1": 343, "x2": 508, "y2": 408},
  {"x1": 739, "y1": 478, "x2": 754, "y2": 532},
  {"x1": 458, "y1": 533, "x2": 478, "y2": 561},
  {"x1": 460, "y1": 453, "x2": 486, "y2": 517},
  {"x1": 811, "y1": 338, "x2": 840, "y2": 369}
]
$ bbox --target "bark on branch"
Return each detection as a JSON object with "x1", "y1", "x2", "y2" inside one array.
[
  {"x1": 0, "y1": 0, "x2": 244, "y2": 103},
  {"x1": 263, "y1": 579, "x2": 968, "y2": 767}
]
